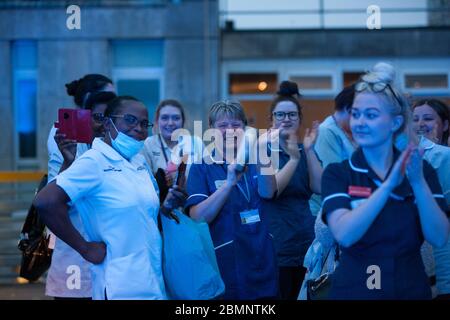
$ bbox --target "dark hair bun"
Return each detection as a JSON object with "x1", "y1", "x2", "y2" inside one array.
[
  {"x1": 65, "y1": 79, "x2": 81, "y2": 97},
  {"x1": 277, "y1": 81, "x2": 301, "y2": 97},
  {"x1": 65, "y1": 74, "x2": 113, "y2": 107}
]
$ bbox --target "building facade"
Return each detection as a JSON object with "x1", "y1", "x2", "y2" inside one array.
[{"x1": 0, "y1": 0, "x2": 219, "y2": 171}]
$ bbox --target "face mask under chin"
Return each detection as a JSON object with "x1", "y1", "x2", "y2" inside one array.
[{"x1": 108, "y1": 119, "x2": 144, "y2": 160}]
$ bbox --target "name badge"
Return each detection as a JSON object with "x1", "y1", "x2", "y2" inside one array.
[
  {"x1": 240, "y1": 209, "x2": 260, "y2": 225},
  {"x1": 348, "y1": 185, "x2": 372, "y2": 198},
  {"x1": 215, "y1": 180, "x2": 226, "y2": 190}
]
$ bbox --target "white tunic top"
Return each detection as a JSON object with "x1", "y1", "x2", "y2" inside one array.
[
  {"x1": 56, "y1": 138, "x2": 166, "y2": 300},
  {"x1": 46, "y1": 126, "x2": 92, "y2": 298}
]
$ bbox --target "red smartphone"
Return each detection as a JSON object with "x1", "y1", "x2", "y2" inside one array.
[{"x1": 54, "y1": 108, "x2": 93, "y2": 144}]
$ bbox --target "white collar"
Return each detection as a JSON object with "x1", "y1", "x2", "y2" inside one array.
[
  {"x1": 92, "y1": 138, "x2": 144, "y2": 165},
  {"x1": 419, "y1": 136, "x2": 435, "y2": 150},
  {"x1": 92, "y1": 138, "x2": 123, "y2": 161}
]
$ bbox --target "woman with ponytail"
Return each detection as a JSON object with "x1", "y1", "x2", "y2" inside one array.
[{"x1": 321, "y1": 62, "x2": 449, "y2": 299}]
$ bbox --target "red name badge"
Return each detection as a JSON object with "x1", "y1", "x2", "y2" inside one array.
[{"x1": 348, "y1": 186, "x2": 372, "y2": 198}]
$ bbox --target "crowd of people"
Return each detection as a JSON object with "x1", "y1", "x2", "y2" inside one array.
[{"x1": 33, "y1": 61, "x2": 450, "y2": 300}]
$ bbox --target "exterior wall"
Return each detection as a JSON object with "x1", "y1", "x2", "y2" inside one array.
[
  {"x1": 428, "y1": 0, "x2": 450, "y2": 26},
  {"x1": 0, "y1": 42, "x2": 13, "y2": 170},
  {"x1": 0, "y1": 0, "x2": 219, "y2": 170},
  {"x1": 222, "y1": 28, "x2": 450, "y2": 60}
]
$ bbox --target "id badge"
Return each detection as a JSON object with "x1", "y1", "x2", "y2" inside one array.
[{"x1": 240, "y1": 209, "x2": 261, "y2": 225}]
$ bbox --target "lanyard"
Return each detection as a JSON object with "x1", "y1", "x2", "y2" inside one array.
[
  {"x1": 158, "y1": 134, "x2": 169, "y2": 164},
  {"x1": 158, "y1": 134, "x2": 185, "y2": 166},
  {"x1": 221, "y1": 164, "x2": 251, "y2": 203}
]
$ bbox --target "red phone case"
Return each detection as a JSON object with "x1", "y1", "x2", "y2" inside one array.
[{"x1": 54, "y1": 109, "x2": 93, "y2": 144}]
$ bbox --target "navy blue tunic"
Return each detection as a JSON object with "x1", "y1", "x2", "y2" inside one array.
[
  {"x1": 260, "y1": 144, "x2": 315, "y2": 267},
  {"x1": 185, "y1": 161, "x2": 278, "y2": 300},
  {"x1": 321, "y1": 147, "x2": 448, "y2": 300}
]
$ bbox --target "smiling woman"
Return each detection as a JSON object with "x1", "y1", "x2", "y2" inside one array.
[
  {"x1": 412, "y1": 99, "x2": 450, "y2": 147},
  {"x1": 33, "y1": 95, "x2": 187, "y2": 300},
  {"x1": 260, "y1": 81, "x2": 323, "y2": 299},
  {"x1": 321, "y1": 62, "x2": 449, "y2": 300},
  {"x1": 141, "y1": 99, "x2": 205, "y2": 194}
]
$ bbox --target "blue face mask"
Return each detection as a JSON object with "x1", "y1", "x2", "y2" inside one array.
[{"x1": 108, "y1": 119, "x2": 144, "y2": 160}]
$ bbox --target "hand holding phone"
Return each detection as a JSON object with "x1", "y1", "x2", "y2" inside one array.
[{"x1": 55, "y1": 108, "x2": 93, "y2": 144}]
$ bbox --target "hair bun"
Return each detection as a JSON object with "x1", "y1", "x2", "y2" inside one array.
[
  {"x1": 363, "y1": 62, "x2": 396, "y2": 85},
  {"x1": 277, "y1": 81, "x2": 301, "y2": 97},
  {"x1": 65, "y1": 79, "x2": 81, "y2": 96}
]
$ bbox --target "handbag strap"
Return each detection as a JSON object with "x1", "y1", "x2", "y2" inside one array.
[
  {"x1": 20, "y1": 174, "x2": 48, "y2": 235},
  {"x1": 319, "y1": 243, "x2": 340, "y2": 275},
  {"x1": 158, "y1": 134, "x2": 170, "y2": 164}
]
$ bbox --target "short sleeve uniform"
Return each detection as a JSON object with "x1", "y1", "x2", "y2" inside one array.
[
  {"x1": 321, "y1": 147, "x2": 447, "y2": 300},
  {"x1": 56, "y1": 138, "x2": 166, "y2": 300},
  {"x1": 260, "y1": 144, "x2": 315, "y2": 267},
  {"x1": 45, "y1": 126, "x2": 92, "y2": 298},
  {"x1": 185, "y1": 159, "x2": 278, "y2": 300}
]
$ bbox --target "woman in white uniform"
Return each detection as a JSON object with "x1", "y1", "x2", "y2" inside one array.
[
  {"x1": 46, "y1": 74, "x2": 116, "y2": 300},
  {"x1": 35, "y1": 96, "x2": 186, "y2": 300}
]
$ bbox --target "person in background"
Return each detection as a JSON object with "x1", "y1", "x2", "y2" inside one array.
[
  {"x1": 45, "y1": 74, "x2": 116, "y2": 300},
  {"x1": 36, "y1": 96, "x2": 186, "y2": 300},
  {"x1": 412, "y1": 98, "x2": 450, "y2": 299},
  {"x1": 321, "y1": 63, "x2": 449, "y2": 299},
  {"x1": 259, "y1": 81, "x2": 322, "y2": 300},
  {"x1": 412, "y1": 99, "x2": 449, "y2": 147},
  {"x1": 185, "y1": 100, "x2": 279, "y2": 300},
  {"x1": 299, "y1": 85, "x2": 357, "y2": 299},
  {"x1": 141, "y1": 99, "x2": 204, "y2": 199}
]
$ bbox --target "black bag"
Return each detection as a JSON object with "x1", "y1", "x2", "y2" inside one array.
[
  {"x1": 17, "y1": 174, "x2": 53, "y2": 282},
  {"x1": 306, "y1": 244, "x2": 339, "y2": 300},
  {"x1": 154, "y1": 168, "x2": 169, "y2": 204}
]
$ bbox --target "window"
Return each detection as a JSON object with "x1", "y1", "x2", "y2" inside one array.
[
  {"x1": 112, "y1": 40, "x2": 164, "y2": 126},
  {"x1": 290, "y1": 75, "x2": 333, "y2": 90},
  {"x1": 113, "y1": 40, "x2": 163, "y2": 68},
  {"x1": 12, "y1": 40, "x2": 37, "y2": 160},
  {"x1": 343, "y1": 72, "x2": 364, "y2": 87},
  {"x1": 229, "y1": 73, "x2": 278, "y2": 94},
  {"x1": 404, "y1": 74, "x2": 448, "y2": 89}
]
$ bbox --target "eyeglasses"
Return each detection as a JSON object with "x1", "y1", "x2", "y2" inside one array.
[
  {"x1": 273, "y1": 111, "x2": 299, "y2": 121},
  {"x1": 91, "y1": 113, "x2": 105, "y2": 123},
  {"x1": 355, "y1": 81, "x2": 403, "y2": 107},
  {"x1": 109, "y1": 114, "x2": 153, "y2": 129}
]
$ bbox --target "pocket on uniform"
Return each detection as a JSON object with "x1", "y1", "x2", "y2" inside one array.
[{"x1": 105, "y1": 247, "x2": 166, "y2": 300}]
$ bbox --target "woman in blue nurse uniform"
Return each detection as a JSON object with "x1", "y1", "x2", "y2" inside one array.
[
  {"x1": 322, "y1": 63, "x2": 449, "y2": 299},
  {"x1": 185, "y1": 100, "x2": 278, "y2": 300},
  {"x1": 259, "y1": 81, "x2": 323, "y2": 300},
  {"x1": 34, "y1": 96, "x2": 186, "y2": 300}
]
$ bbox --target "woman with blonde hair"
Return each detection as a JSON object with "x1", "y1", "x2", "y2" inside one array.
[{"x1": 321, "y1": 62, "x2": 449, "y2": 299}]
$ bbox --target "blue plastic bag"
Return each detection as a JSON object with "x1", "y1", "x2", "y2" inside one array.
[{"x1": 161, "y1": 209, "x2": 225, "y2": 300}]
